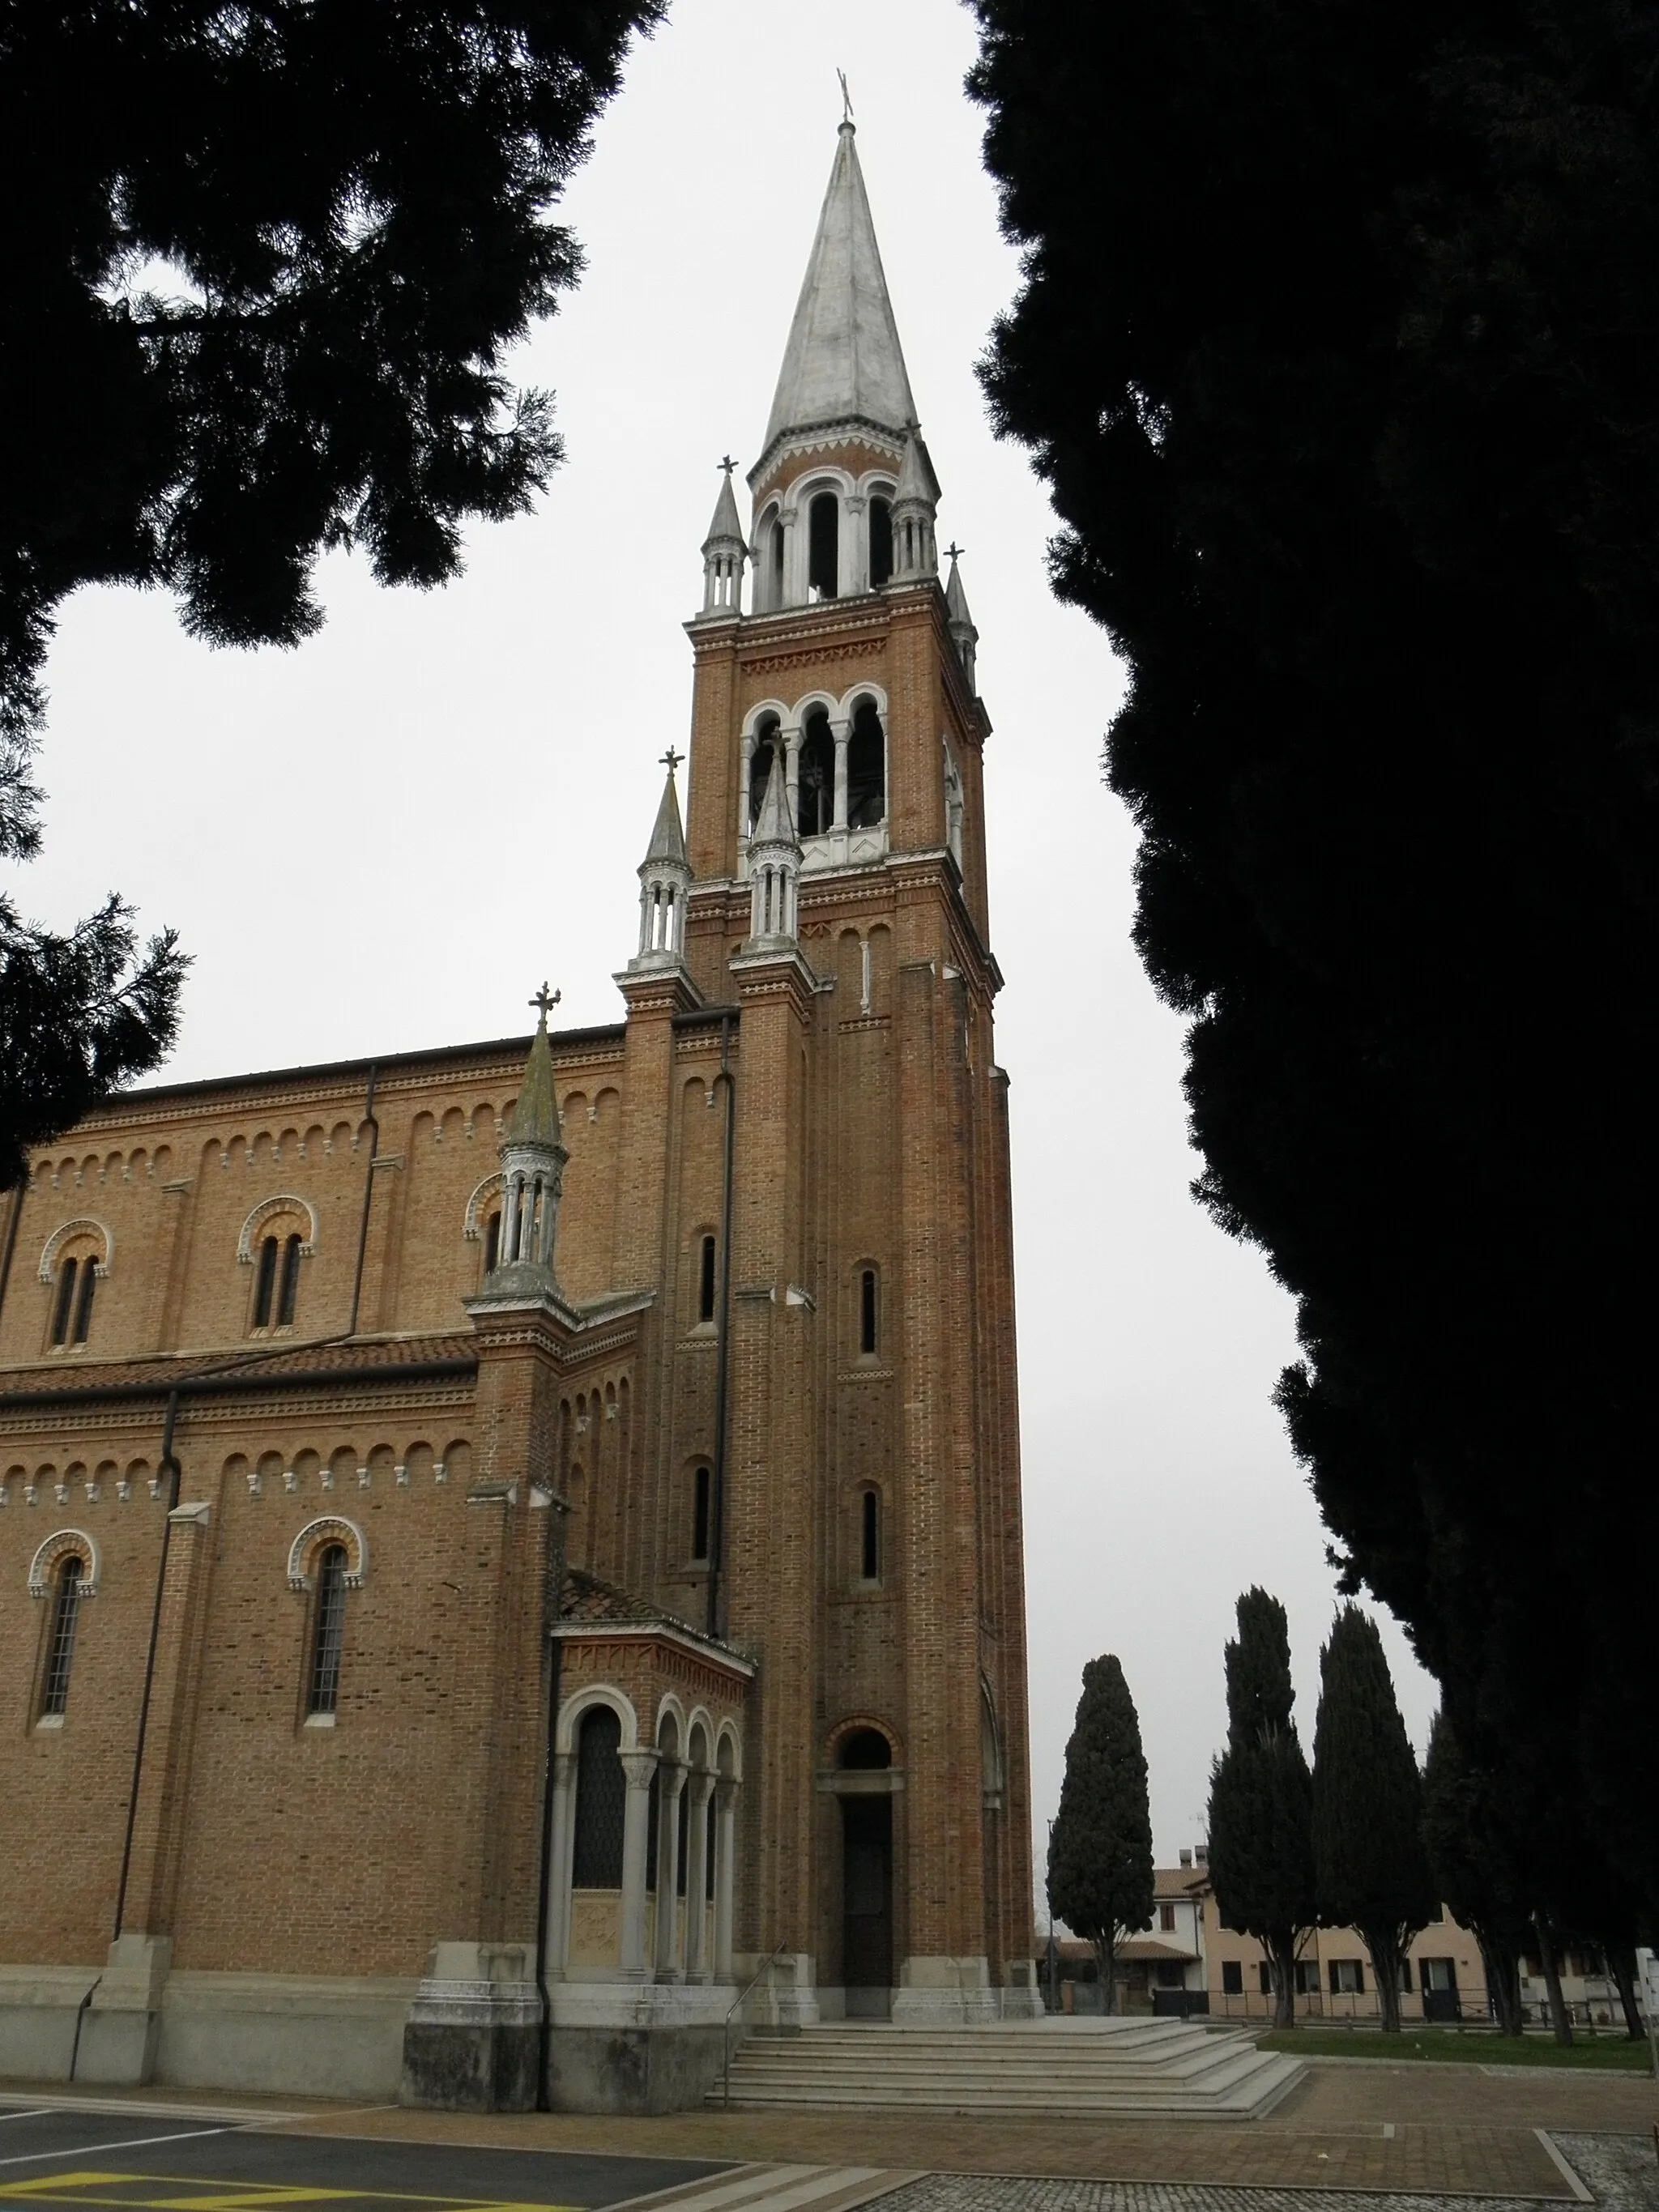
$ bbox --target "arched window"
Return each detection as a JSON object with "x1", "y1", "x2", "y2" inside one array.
[
  {"x1": 698, "y1": 1234, "x2": 716, "y2": 1323},
  {"x1": 860, "y1": 1488, "x2": 881, "y2": 1582},
  {"x1": 808, "y1": 491, "x2": 839, "y2": 599},
  {"x1": 307, "y1": 1543, "x2": 348, "y2": 1717},
  {"x1": 276, "y1": 1233, "x2": 302, "y2": 1327},
  {"x1": 868, "y1": 497, "x2": 893, "y2": 588},
  {"x1": 40, "y1": 1555, "x2": 84, "y2": 1718},
  {"x1": 748, "y1": 717, "x2": 780, "y2": 827},
  {"x1": 839, "y1": 1726, "x2": 891, "y2": 1771},
  {"x1": 692, "y1": 1464, "x2": 712, "y2": 1563},
  {"x1": 483, "y1": 1209, "x2": 501, "y2": 1274},
  {"x1": 799, "y1": 707, "x2": 834, "y2": 837},
  {"x1": 847, "y1": 697, "x2": 885, "y2": 829},
  {"x1": 572, "y1": 1705, "x2": 627, "y2": 1889},
  {"x1": 859, "y1": 1268, "x2": 878, "y2": 1357},
  {"x1": 253, "y1": 1234, "x2": 279, "y2": 1328},
  {"x1": 71, "y1": 1262, "x2": 96, "y2": 1344},
  {"x1": 50, "y1": 1258, "x2": 78, "y2": 1348}
]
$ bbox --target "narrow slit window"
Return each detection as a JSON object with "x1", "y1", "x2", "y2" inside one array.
[
  {"x1": 253, "y1": 1234, "x2": 279, "y2": 1328},
  {"x1": 868, "y1": 497, "x2": 893, "y2": 587},
  {"x1": 51, "y1": 1258, "x2": 78, "y2": 1347},
  {"x1": 861, "y1": 1488, "x2": 880, "y2": 1581},
  {"x1": 808, "y1": 492, "x2": 839, "y2": 599},
  {"x1": 307, "y1": 1543, "x2": 348, "y2": 1716},
  {"x1": 40, "y1": 1556, "x2": 84, "y2": 1717},
  {"x1": 276, "y1": 1234, "x2": 301, "y2": 1327},
  {"x1": 859, "y1": 1268, "x2": 878, "y2": 1355},
  {"x1": 698, "y1": 1234, "x2": 716, "y2": 1323},
  {"x1": 693, "y1": 1464, "x2": 711, "y2": 1562},
  {"x1": 484, "y1": 1209, "x2": 501, "y2": 1273},
  {"x1": 71, "y1": 1262, "x2": 96, "y2": 1344}
]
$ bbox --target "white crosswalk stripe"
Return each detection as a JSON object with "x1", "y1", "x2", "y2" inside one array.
[{"x1": 609, "y1": 2163, "x2": 919, "y2": 2212}]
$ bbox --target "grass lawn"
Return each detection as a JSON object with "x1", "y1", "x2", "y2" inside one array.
[{"x1": 1256, "y1": 2026, "x2": 1658, "y2": 2070}]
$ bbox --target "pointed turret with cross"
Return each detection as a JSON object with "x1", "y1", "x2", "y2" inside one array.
[{"x1": 485, "y1": 981, "x2": 570, "y2": 1293}]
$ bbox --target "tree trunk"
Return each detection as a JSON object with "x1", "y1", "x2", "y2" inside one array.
[
  {"x1": 1264, "y1": 1932, "x2": 1297, "y2": 2028},
  {"x1": 1365, "y1": 1929, "x2": 1402, "y2": 2031},
  {"x1": 1473, "y1": 1929, "x2": 1523, "y2": 2037},
  {"x1": 1094, "y1": 1933, "x2": 1116, "y2": 2016},
  {"x1": 1607, "y1": 1944, "x2": 1645, "y2": 2041},
  {"x1": 1534, "y1": 1918, "x2": 1573, "y2": 2046}
]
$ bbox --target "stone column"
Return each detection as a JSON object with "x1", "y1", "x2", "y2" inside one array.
[
  {"x1": 737, "y1": 734, "x2": 753, "y2": 851},
  {"x1": 780, "y1": 505, "x2": 798, "y2": 605},
  {"x1": 544, "y1": 1750, "x2": 576, "y2": 1977},
  {"x1": 713, "y1": 1776, "x2": 738, "y2": 1981},
  {"x1": 619, "y1": 1750, "x2": 657, "y2": 1976},
  {"x1": 831, "y1": 718, "x2": 851, "y2": 831},
  {"x1": 654, "y1": 1759, "x2": 686, "y2": 1980},
  {"x1": 684, "y1": 1771, "x2": 714, "y2": 1982}
]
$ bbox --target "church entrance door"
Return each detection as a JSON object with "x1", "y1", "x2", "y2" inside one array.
[{"x1": 841, "y1": 1794, "x2": 892, "y2": 2017}]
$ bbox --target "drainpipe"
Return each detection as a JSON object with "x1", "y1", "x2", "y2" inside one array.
[
  {"x1": 706, "y1": 1013, "x2": 736, "y2": 1640},
  {"x1": 113, "y1": 1387, "x2": 181, "y2": 1937},
  {"x1": 534, "y1": 1496, "x2": 570, "y2": 2112},
  {"x1": 348, "y1": 1064, "x2": 380, "y2": 1336}
]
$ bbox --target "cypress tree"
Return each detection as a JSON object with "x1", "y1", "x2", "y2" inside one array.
[
  {"x1": 1206, "y1": 1588, "x2": 1315, "y2": 2028},
  {"x1": 1048, "y1": 1655, "x2": 1155, "y2": 2014},
  {"x1": 1311, "y1": 1606, "x2": 1434, "y2": 2031},
  {"x1": 1422, "y1": 1713, "x2": 1527, "y2": 2035}
]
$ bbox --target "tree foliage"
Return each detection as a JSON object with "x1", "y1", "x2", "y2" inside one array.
[
  {"x1": 966, "y1": 0, "x2": 1659, "y2": 1920},
  {"x1": 1048, "y1": 1653, "x2": 1155, "y2": 2013},
  {"x1": 1311, "y1": 1607, "x2": 1433, "y2": 2031},
  {"x1": 1422, "y1": 1713, "x2": 1528, "y2": 2035},
  {"x1": 1206, "y1": 1588, "x2": 1315, "y2": 2027},
  {"x1": 0, "y1": 0, "x2": 656, "y2": 1166}
]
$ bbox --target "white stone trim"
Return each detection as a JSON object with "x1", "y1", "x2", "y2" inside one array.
[
  {"x1": 463, "y1": 1172, "x2": 505, "y2": 1242},
  {"x1": 555, "y1": 1681, "x2": 640, "y2": 1757},
  {"x1": 28, "y1": 1528, "x2": 100, "y2": 1597},
  {"x1": 38, "y1": 1220, "x2": 111, "y2": 1283},
  {"x1": 237, "y1": 1196, "x2": 318, "y2": 1264},
  {"x1": 287, "y1": 1515, "x2": 367, "y2": 1592}
]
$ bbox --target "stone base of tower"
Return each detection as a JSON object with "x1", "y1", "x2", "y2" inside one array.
[
  {"x1": 399, "y1": 1944, "x2": 541, "y2": 2112},
  {"x1": 543, "y1": 1980, "x2": 740, "y2": 2113},
  {"x1": 889, "y1": 1956, "x2": 1047, "y2": 2026}
]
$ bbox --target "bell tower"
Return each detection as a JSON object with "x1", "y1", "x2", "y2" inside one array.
[{"x1": 646, "y1": 115, "x2": 1035, "y2": 2024}]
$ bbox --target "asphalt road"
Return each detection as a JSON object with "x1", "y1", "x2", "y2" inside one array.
[{"x1": 0, "y1": 2100, "x2": 727, "y2": 2211}]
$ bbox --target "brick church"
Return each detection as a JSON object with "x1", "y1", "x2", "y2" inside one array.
[{"x1": 0, "y1": 120, "x2": 1038, "y2": 2112}]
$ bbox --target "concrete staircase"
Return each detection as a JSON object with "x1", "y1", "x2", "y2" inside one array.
[{"x1": 711, "y1": 2017, "x2": 1304, "y2": 2120}]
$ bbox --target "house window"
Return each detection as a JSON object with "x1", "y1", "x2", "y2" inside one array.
[
  {"x1": 1257, "y1": 1961, "x2": 1272, "y2": 1996},
  {"x1": 1296, "y1": 1958, "x2": 1321, "y2": 1994},
  {"x1": 51, "y1": 1257, "x2": 94, "y2": 1347},
  {"x1": 859, "y1": 1268, "x2": 878, "y2": 1355},
  {"x1": 307, "y1": 1544, "x2": 348, "y2": 1717},
  {"x1": 859, "y1": 1487, "x2": 880, "y2": 1581},
  {"x1": 698, "y1": 1234, "x2": 716, "y2": 1323},
  {"x1": 692, "y1": 1464, "x2": 711, "y2": 1563},
  {"x1": 1329, "y1": 1958, "x2": 1365, "y2": 1994},
  {"x1": 1420, "y1": 1957, "x2": 1456, "y2": 1992},
  {"x1": 39, "y1": 1556, "x2": 85, "y2": 1718},
  {"x1": 253, "y1": 1234, "x2": 280, "y2": 1328},
  {"x1": 571, "y1": 1706, "x2": 626, "y2": 1889},
  {"x1": 1222, "y1": 1960, "x2": 1243, "y2": 1996},
  {"x1": 1159, "y1": 1903, "x2": 1176, "y2": 1933}
]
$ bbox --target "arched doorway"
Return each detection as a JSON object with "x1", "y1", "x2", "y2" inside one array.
[{"x1": 838, "y1": 1728, "x2": 893, "y2": 2017}]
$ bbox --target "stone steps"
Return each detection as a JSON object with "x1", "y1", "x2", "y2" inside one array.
[{"x1": 710, "y1": 2021, "x2": 1304, "y2": 2120}]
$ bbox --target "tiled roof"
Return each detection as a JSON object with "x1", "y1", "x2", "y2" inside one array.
[{"x1": 0, "y1": 1332, "x2": 476, "y2": 1405}]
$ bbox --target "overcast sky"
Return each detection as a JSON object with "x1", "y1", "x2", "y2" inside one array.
[{"x1": 31, "y1": 0, "x2": 1437, "y2": 1882}]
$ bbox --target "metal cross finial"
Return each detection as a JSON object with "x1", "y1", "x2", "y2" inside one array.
[
  {"x1": 530, "y1": 981, "x2": 561, "y2": 1023},
  {"x1": 945, "y1": 542, "x2": 966, "y2": 564},
  {"x1": 838, "y1": 70, "x2": 853, "y2": 123},
  {"x1": 719, "y1": 454, "x2": 736, "y2": 478},
  {"x1": 660, "y1": 747, "x2": 684, "y2": 775}
]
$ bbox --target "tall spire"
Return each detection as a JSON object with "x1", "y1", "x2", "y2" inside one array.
[
  {"x1": 945, "y1": 545, "x2": 979, "y2": 691},
  {"x1": 758, "y1": 121, "x2": 917, "y2": 472}
]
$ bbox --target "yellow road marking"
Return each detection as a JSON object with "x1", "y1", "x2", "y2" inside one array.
[
  {"x1": 147, "y1": 2195, "x2": 359, "y2": 2208},
  {"x1": 0, "y1": 2180, "x2": 132, "y2": 2197},
  {"x1": 0, "y1": 2181, "x2": 576, "y2": 2212}
]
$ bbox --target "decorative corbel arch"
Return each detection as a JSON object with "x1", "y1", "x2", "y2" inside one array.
[
  {"x1": 237, "y1": 1196, "x2": 318, "y2": 1264},
  {"x1": 28, "y1": 1528, "x2": 100, "y2": 1597},
  {"x1": 463, "y1": 1172, "x2": 505, "y2": 1242},
  {"x1": 286, "y1": 1515, "x2": 367, "y2": 1592},
  {"x1": 38, "y1": 1220, "x2": 111, "y2": 1284}
]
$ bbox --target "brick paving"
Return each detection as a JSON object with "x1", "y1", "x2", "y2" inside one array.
[{"x1": 873, "y1": 2184, "x2": 1554, "y2": 2212}]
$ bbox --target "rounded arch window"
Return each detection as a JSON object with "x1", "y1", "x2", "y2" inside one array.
[
  {"x1": 799, "y1": 707, "x2": 834, "y2": 837},
  {"x1": 39, "y1": 1552, "x2": 87, "y2": 1720},
  {"x1": 847, "y1": 697, "x2": 885, "y2": 829},
  {"x1": 838, "y1": 1727, "x2": 892, "y2": 1771},
  {"x1": 572, "y1": 1704, "x2": 626, "y2": 1890},
  {"x1": 758, "y1": 505, "x2": 784, "y2": 612},
  {"x1": 748, "y1": 714, "x2": 781, "y2": 828},
  {"x1": 808, "y1": 490, "x2": 839, "y2": 600}
]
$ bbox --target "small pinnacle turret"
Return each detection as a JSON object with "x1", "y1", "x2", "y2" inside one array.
[
  {"x1": 891, "y1": 425, "x2": 939, "y2": 581},
  {"x1": 744, "y1": 737, "x2": 801, "y2": 948},
  {"x1": 488, "y1": 984, "x2": 569, "y2": 1290},
  {"x1": 945, "y1": 548, "x2": 979, "y2": 692},
  {"x1": 633, "y1": 751, "x2": 691, "y2": 970},
  {"x1": 699, "y1": 461, "x2": 746, "y2": 618}
]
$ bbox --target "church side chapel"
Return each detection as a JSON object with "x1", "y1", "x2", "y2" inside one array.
[{"x1": 0, "y1": 119, "x2": 1038, "y2": 2114}]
